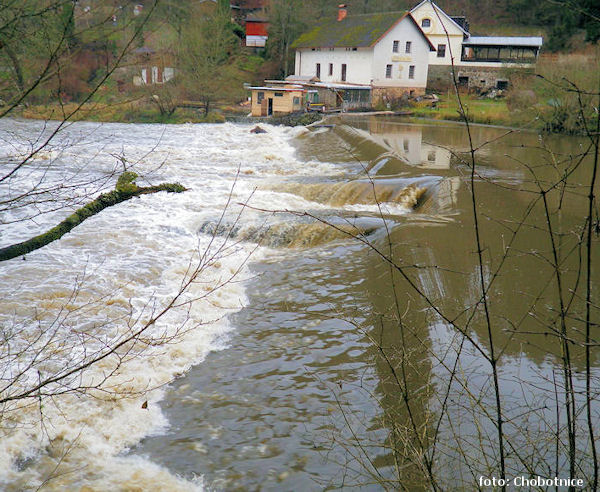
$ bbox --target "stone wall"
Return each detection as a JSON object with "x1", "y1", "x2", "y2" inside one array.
[
  {"x1": 426, "y1": 65, "x2": 533, "y2": 92},
  {"x1": 372, "y1": 86, "x2": 426, "y2": 106}
]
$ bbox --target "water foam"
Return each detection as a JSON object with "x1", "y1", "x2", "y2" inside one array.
[{"x1": 0, "y1": 121, "x2": 322, "y2": 489}]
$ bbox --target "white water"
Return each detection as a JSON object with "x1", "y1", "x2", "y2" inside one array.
[
  {"x1": 0, "y1": 120, "x2": 351, "y2": 490},
  {"x1": 0, "y1": 118, "x2": 432, "y2": 490}
]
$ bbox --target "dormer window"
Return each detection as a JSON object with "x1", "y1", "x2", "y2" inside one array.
[{"x1": 422, "y1": 18, "x2": 431, "y2": 28}]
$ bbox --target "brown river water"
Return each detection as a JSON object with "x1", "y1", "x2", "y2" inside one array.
[{"x1": 1, "y1": 116, "x2": 598, "y2": 490}]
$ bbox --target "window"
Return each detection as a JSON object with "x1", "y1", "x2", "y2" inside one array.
[
  {"x1": 257, "y1": 91, "x2": 264, "y2": 103},
  {"x1": 403, "y1": 139, "x2": 409, "y2": 151},
  {"x1": 274, "y1": 92, "x2": 283, "y2": 97},
  {"x1": 316, "y1": 63, "x2": 321, "y2": 78},
  {"x1": 385, "y1": 64, "x2": 392, "y2": 78},
  {"x1": 408, "y1": 65, "x2": 415, "y2": 79},
  {"x1": 405, "y1": 41, "x2": 412, "y2": 53},
  {"x1": 352, "y1": 47, "x2": 357, "y2": 51},
  {"x1": 422, "y1": 18, "x2": 431, "y2": 28},
  {"x1": 341, "y1": 64, "x2": 347, "y2": 81},
  {"x1": 393, "y1": 40, "x2": 399, "y2": 53},
  {"x1": 329, "y1": 63, "x2": 333, "y2": 76},
  {"x1": 293, "y1": 96, "x2": 300, "y2": 105},
  {"x1": 437, "y1": 44, "x2": 446, "y2": 58}
]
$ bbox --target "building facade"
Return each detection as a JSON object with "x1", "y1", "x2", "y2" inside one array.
[
  {"x1": 409, "y1": 0, "x2": 468, "y2": 67},
  {"x1": 249, "y1": 85, "x2": 305, "y2": 116},
  {"x1": 292, "y1": 9, "x2": 435, "y2": 103},
  {"x1": 410, "y1": 0, "x2": 543, "y2": 90}
]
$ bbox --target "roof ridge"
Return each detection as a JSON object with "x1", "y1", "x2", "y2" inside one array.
[
  {"x1": 345, "y1": 10, "x2": 407, "y2": 16},
  {"x1": 311, "y1": 10, "x2": 407, "y2": 22}
]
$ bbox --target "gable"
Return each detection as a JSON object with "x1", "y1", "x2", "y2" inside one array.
[{"x1": 410, "y1": 0, "x2": 468, "y2": 37}]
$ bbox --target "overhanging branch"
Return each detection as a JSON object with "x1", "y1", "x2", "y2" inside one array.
[{"x1": 0, "y1": 172, "x2": 186, "y2": 262}]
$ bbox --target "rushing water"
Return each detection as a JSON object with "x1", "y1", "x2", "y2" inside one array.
[{"x1": 1, "y1": 117, "x2": 598, "y2": 490}]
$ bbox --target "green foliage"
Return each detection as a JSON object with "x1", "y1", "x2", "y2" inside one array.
[
  {"x1": 495, "y1": 0, "x2": 599, "y2": 50},
  {"x1": 580, "y1": 0, "x2": 600, "y2": 41},
  {"x1": 239, "y1": 55, "x2": 266, "y2": 73},
  {"x1": 176, "y1": 3, "x2": 240, "y2": 113},
  {"x1": 266, "y1": 0, "x2": 307, "y2": 77},
  {"x1": 532, "y1": 56, "x2": 599, "y2": 134}
]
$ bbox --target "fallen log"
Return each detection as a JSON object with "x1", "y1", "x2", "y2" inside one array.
[{"x1": 0, "y1": 172, "x2": 187, "y2": 262}]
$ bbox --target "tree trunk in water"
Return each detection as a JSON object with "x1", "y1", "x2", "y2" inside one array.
[{"x1": 0, "y1": 175, "x2": 186, "y2": 262}]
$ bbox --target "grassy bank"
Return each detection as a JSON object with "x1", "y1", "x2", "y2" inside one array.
[
  {"x1": 19, "y1": 100, "x2": 231, "y2": 124},
  {"x1": 408, "y1": 51, "x2": 599, "y2": 134},
  {"x1": 410, "y1": 95, "x2": 515, "y2": 127}
]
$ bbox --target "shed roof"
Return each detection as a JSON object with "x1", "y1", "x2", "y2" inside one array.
[
  {"x1": 463, "y1": 36, "x2": 543, "y2": 47},
  {"x1": 249, "y1": 86, "x2": 305, "y2": 92},
  {"x1": 285, "y1": 75, "x2": 320, "y2": 82},
  {"x1": 266, "y1": 79, "x2": 371, "y2": 90},
  {"x1": 313, "y1": 82, "x2": 371, "y2": 90},
  {"x1": 292, "y1": 12, "x2": 434, "y2": 50}
]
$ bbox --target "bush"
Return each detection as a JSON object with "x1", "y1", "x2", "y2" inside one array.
[
  {"x1": 506, "y1": 89, "x2": 537, "y2": 111},
  {"x1": 198, "y1": 112, "x2": 226, "y2": 123},
  {"x1": 267, "y1": 111, "x2": 322, "y2": 127}
]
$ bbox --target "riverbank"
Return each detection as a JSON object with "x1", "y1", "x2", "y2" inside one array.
[
  {"x1": 15, "y1": 87, "x2": 596, "y2": 135},
  {"x1": 14, "y1": 97, "x2": 525, "y2": 130},
  {"x1": 409, "y1": 95, "x2": 514, "y2": 127},
  {"x1": 17, "y1": 100, "x2": 234, "y2": 124}
]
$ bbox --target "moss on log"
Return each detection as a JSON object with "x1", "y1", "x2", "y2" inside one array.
[{"x1": 0, "y1": 174, "x2": 187, "y2": 262}]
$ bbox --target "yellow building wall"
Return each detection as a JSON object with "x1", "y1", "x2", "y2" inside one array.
[{"x1": 251, "y1": 89, "x2": 304, "y2": 117}]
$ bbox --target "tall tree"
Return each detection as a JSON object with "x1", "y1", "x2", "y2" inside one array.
[
  {"x1": 267, "y1": 0, "x2": 306, "y2": 78},
  {"x1": 177, "y1": 3, "x2": 238, "y2": 115}
]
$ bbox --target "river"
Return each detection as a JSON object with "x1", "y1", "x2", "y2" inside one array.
[{"x1": 1, "y1": 117, "x2": 598, "y2": 490}]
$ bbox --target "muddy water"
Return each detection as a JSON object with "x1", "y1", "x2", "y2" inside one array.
[
  {"x1": 1, "y1": 117, "x2": 598, "y2": 490},
  {"x1": 136, "y1": 118, "x2": 599, "y2": 489}
]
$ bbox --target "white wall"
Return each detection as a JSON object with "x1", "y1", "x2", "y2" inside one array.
[
  {"x1": 294, "y1": 17, "x2": 431, "y2": 88},
  {"x1": 247, "y1": 35, "x2": 267, "y2": 47},
  {"x1": 371, "y1": 18, "x2": 430, "y2": 88},
  {"x1": 295, "y1": 48, "x2": 373, "y2": 85}
]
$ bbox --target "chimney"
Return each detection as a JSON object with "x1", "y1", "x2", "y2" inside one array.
[{"x1": 337, "y1": 4, "x2": 347, "y2": 22}]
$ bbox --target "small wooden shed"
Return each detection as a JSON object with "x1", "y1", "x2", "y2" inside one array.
[{"x1": 250, "y1": 86, "x2": 306, "y2": 117}]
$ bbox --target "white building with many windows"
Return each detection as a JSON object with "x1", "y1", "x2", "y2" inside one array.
[
  {"x1": 291, "y1": 7, "x2": 435, "y2": 103},
  {"x1": 410, "y1": 0, "x2": 543, "y2": 90}
]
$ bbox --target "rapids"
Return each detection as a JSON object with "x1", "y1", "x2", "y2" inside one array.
[{"x1": 0, "y1": 118, "x2": 442, "y2": 490}]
